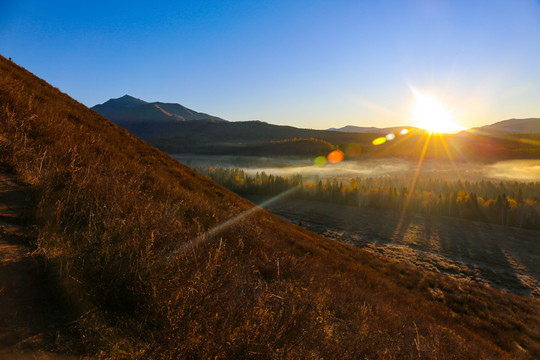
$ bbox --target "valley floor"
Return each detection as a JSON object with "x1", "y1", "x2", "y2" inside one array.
[{"x1": 247, "y1": 195, "x2": 540, "y2": 298}]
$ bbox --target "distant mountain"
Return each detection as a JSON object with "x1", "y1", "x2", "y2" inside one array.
[
  {"x1": 333, "y1": 119, "x2": 540, "y2": 135},
  {"x1": 328, "y1": 125, "x2": 419, "y2": 133},
  {"x1": 92, "y1": 96, "x2": 539, "y2": 160},
  {"x1": 147, "y1": 120, "x2": 381, "y2": 154},
  {"x1": 91, "y1": 95, "x2": 227, "y2": 123},
  {"x1": 468, "y1": 118, "x2": 540, "y2": 134},
  {"x1": 144, "y1": 119, "x2": 540, "y2": 161}
]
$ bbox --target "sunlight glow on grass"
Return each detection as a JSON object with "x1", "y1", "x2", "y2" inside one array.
[{"x1": 165, "y1": 185, "x2": 302, "y2": 261}]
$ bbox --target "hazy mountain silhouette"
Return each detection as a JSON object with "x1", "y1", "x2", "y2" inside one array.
[
  {"x1": 91, "y1": 96, "x2": 398, "y2": 149},
  {"x1": 468, "y1": 118, "x2": 540, "y2": 134},
  {"x1": 92, "y1": 96, "x2": 539, "y2": 160},
  {"x1": 332, "y1": 119, "x2": 540, "y2": 135},
  {"x1": 91, "y1": 95, "x2": 227, "y2": 123}
]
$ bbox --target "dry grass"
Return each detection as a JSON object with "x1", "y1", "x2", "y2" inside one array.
[{"x1": 0, "y1": 54, "x2": 539, "y2": 359}]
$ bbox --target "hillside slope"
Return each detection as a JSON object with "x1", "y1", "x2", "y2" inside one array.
[{"x1": 0, "y1": 55, "x2": 539, "y2": 359}]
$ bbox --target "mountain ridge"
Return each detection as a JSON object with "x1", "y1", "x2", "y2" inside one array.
[
  {"x1": 332, "y1": 118, "x2": 540, "y2": 134},
  {"x1": 468, "y1": 118, "x2": 540, "y2": 134},
  {"x1": 93, "y1": 95, "x2": 539, "y2": 137}
]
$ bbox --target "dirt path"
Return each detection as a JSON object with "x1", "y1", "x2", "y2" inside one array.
[
  {"x1": 0, "y1": 165, "x2": 78, "y2": 359},
  {"x1": 247, "y1": 196, "x2": 540, "y2": 298}
]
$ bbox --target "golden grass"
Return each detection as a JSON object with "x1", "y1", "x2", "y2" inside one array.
[{"x1": 0, "y1": 54, "x2": 538, "y2": 359}]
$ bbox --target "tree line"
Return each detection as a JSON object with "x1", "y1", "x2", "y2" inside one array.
[{"x1": 198, "y1": 167, "x2": 540, "y2": 230}]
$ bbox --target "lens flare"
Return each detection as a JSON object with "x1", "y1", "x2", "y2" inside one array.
[
  {"x1": 314, "y1": 156, "x2": 327, "y2": 167},
  {"x1": 385, "y1": 133, "x2": 395, "y2": 141},
  {"x1": 400, "y1": 129, "x2": 408, "y2": 135},
  {"x1": 328, "y1": 150, "x2": 344, "y2": 163},
  {"x1": 372, "y1": 137, "x2": 386, "y2": 146},
  {"x1": 345, "y1": 143, "x2": 362, "y2": 157}
]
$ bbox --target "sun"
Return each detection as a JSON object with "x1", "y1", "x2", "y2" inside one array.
[{"x1": 411, "y1": 90, "x2": 463, "y2": 134}]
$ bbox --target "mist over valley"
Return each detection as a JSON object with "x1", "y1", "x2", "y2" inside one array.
[{"x1": 173, "y1": 155, "x2": 540, "y2": 182}]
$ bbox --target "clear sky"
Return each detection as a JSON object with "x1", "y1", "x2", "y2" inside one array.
[{"x1": 2, "y1": 0, "x2": 540, "y2": 130}]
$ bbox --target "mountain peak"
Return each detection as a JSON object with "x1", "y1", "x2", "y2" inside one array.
[
  {"x1": 108, "y1": 94, "x2": 148, "y2": 106},
  {"x1": 120, "y1": 94, "x2": 141, "y2": 100},
  {"x1": 91, "y1": 96, "x2": 226, "y2": 124}
]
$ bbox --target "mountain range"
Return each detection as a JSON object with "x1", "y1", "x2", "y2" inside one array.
[
  {"x1": 91, "y1": 96, "x2": 397, "y2": 153},
  {"x1": 93, "y1": 95, "x2": 539, "y2": 136},
  {"x1": 91, "y1": 95, "x2": 540, "y2": 160}
]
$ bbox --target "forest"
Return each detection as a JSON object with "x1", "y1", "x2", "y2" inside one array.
[{"x1": 199, "y1": 167, "x2": 540, "y2": 230}]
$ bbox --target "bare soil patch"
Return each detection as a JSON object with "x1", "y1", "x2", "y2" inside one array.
[
  {"x1": 0, "y1": 166, "x2": 79, "y2": 358},
  {"x1": 248, "y1": 196, "x2": 540, "y2": 298}
]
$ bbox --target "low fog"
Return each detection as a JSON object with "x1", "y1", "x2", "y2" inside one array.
[{"x1": 172, "y1": 155, "x2": 540, "y2": 182}]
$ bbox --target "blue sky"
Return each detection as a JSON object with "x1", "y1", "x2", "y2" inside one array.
[{"x1": 1, "y1": 0, "x2": 540, "y2": 129}]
